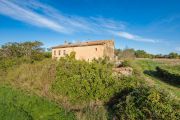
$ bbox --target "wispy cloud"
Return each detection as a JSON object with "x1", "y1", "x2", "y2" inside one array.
[
  {"x1": 0, "y1": 0, "x2": 161, "y2": 43},
  {"x1": 109, "y1": 31, "x2": 159, "y2": 43},
  {"x1": 0, "y1": 0, "x2": 68, "y2": 33}
]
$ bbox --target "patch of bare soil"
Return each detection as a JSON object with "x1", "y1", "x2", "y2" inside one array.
[{"x1": 113, "y1": 67, "x2": 133, "y2": 76}]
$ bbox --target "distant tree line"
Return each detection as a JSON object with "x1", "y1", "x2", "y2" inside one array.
[
  {"x1": 115, "y1": 48, "x2": 180, "y2": 59},
  {"x1": 0, "y1": 41, "x2": 51, "y2": 61}
]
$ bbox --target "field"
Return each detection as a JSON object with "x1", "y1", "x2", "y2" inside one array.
[{"x1": 132, "y1": 58, "x2": 180, "y2": 98}]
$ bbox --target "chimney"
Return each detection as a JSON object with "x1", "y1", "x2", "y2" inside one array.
[{"x1": 64, "y1": 40, "x2": 68, "y2": 45}]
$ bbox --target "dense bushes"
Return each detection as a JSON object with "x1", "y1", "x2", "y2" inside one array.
[
  {"x1": 156, "y1": 66, "x2": 180, "y2": 85},
  {"x1": 108, "y1": 86, "x2": 180, "y2": 120},
  {"x1": 52, "y1": 52, "x2": 120, "y2": 103},
  {"x1": 53, "y1": 55, "x2": 180, "y2": 119},
  {"x1": 53, "y1": 52, "x2": 139, "y2": 104}
]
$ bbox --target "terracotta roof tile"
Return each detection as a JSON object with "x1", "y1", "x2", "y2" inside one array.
[{"x1": 52, "y1": 40, "x2": 114, "y2": 49}]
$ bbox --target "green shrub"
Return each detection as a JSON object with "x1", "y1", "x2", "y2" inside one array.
[
  {"x1": 121, "y1": 60, "x2": 131, "y2": 67},
  {"x1": 156, "y1": 66, "x2": 180, "y2": 85},
  {"x1": 108, "y1": 86, "x2": 180, "y2": 120},
  {"x1": 52, "y1": 52, "x2": 141, "y2": 104},
  {"x1": 52, "y1": 52, "x2": 119, "y2": 103},
  {"x1": 43, "y1": 52, "x2": 52, "y2": 58}
]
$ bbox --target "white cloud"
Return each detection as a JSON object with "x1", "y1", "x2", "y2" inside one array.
[
  {"x1": 0, "y1": 0, "x2": 68, "y2": 33},
  {"x1": 0, "y1": 0, "x2": 161, "y2": 43},
  {"x1": 110, "y1": 31, "x2": 159, "y2": 43}
]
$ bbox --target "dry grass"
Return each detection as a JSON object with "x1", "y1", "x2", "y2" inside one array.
[{"x1": 152, "y1": 58, "x2": 180, "y2": 65}]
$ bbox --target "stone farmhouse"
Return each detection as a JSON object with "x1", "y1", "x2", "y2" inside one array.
[{"x1": 51, "y1": 40, "x2": 115, "y2": 61}]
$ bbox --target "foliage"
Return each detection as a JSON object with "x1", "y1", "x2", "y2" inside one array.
[
  {"x1": 115, "y1": 49, "x2": 155, "y2": 59},
  {"x1": 168, "y1": 52, "x2": 179, "y2": 59},
  {"x1": 156, "y1": 66, "x2": 180, "y2": 86},
  {"x1": 43, "y1": 52, "x2": 52, "y2": 58},
  {"x1": 109, "y1": 86, "x2": 180, "y2": 120},
  {"x1": 115, "y1": 48, "x2": 135, "y2": 59},
  {"x1": 52, "y1": 52, "x2": 121, "y2": 103},
  {"x1": 121, "y1": 60, "x2": 131, "y2": 67},
  {"x1": 0, "y1": 41, "x2": 51, "y2": 61},
  {"x1": 1, "y1": 40, "x2": 180, "y2": 120},
  {"x1": 0, "y1": 41, "x2": 52, "y2": 77},
  {"x1": 53, "y1": 52, "x2": 140, "y2": 104},
  {"x1": 121, "y1": 48, "x2": 136, "y2": 59},
  {"x1": 115, "y1": 48, "x2": 180, "y2": 59},
  {"x1": 135, "y1": 50, "x2": 153, "y2": 58},
  {"x1": 131, "y1": 59, "x2": 180, "y2": 97},
  {"x1": 0, "y1": 85, "x2": 75, "y2": 120}
]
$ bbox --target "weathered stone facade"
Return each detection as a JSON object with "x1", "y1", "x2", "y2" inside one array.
[{"x1": 51, "y1": 40, "x2": 115, "y2": 61}]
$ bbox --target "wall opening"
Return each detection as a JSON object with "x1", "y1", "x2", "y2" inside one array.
[
  {"x1": 54, "y1": 50, "x2": 56, "y2": 55},
  {"x1": 63, "y1": 50, "x2": 66, "y2": 55},
  {"x1": 58, "y1": 50, "x2": 61, "y2": 55}
]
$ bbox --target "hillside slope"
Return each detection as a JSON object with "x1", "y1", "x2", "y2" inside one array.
[{"x1": 131, "y1": 59, "x2": 180, "y2": 98}]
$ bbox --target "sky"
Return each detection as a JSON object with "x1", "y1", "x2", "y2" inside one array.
[{"x1": 0, "y1": 0, "x2": 180, "y2": 54}]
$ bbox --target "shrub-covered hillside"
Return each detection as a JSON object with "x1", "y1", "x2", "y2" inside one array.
[{"x1": 0, "y1": 41, "x2": 180, "y2": 120}]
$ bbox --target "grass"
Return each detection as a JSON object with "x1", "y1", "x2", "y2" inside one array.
[
  {"x1": 131, "y1": 59, "x2": 180, "y2": 99},
  {"x1": 0, "y1": 85, "x2": 75, "y2": 120}
]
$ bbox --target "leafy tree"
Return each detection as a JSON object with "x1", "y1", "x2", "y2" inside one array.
[
  {"x1": 135, "y1": 50, "x2": 150, "y2": 58},
  {"x1": 168, "y1": 52, "x2": 179, "y2": 59},
  {"x1": 0, "y1": 41, "x2": 45, "y2": 60},
  {"x1": 154, "y1": 54, "x2": 164, "y2": 58},
  {"x1": 115, "y1": 48, "x2": 135, "y2": 60}
]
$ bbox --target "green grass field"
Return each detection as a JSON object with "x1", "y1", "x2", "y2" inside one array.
[
  {"x1": 0, "y1": 85, "x2": 75, "y2": 120},
  {"x1": 132, "y1": 59, "x2": 180, "y2": 99}
]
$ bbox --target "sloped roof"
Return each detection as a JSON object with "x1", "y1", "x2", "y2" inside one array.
[{"x1": 52, "y1": 40, "x2": 113, "y2": 49}]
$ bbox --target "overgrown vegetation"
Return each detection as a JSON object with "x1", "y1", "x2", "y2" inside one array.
[
  {"x1": 1, "y1": 41, "x2": 180, "y2": 120},
  {"x1": 52, "y1": 52, "x2": 139, "y2": 104},
  {"x1": 156, "y1": 65, "x2": 180, "y2": 86},
  {"x1": 131, "y1": 59, "x2": 180, "y2": 98},
  {"x1": 108, "y1": 86, "x2": 180, "y2": 120}
]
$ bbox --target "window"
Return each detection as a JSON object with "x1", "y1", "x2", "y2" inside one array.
[
  {"x1": 63, "y1": 50, "x2": 66, "y2": 55},
  {"x1": 95, "y1": 48, "x2": 97, "y2": 51},
  {"x1": 58, "y1": 50, "x2": 61, "y2": 55},
  {"x1": 54, "y1": 50, "x2": 56, "y2": 55}
]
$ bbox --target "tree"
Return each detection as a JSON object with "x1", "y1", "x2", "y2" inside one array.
[
  {"x1": 135, "y1": 50, "x2": 153, "y2": 58},
  {"x1": 121, "y1": 48, "x2": 135, "y2": 59},
  {"x1": 168, "y1": 52, "x2": 179, "y2": 59},
  {"x1": 0, "y1": 41, "x2": 45, "y2": 60}
]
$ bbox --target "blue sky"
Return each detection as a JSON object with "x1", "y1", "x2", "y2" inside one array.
[{"x1": 0, "y1": 0, "x2": 180, "y2": 54}]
